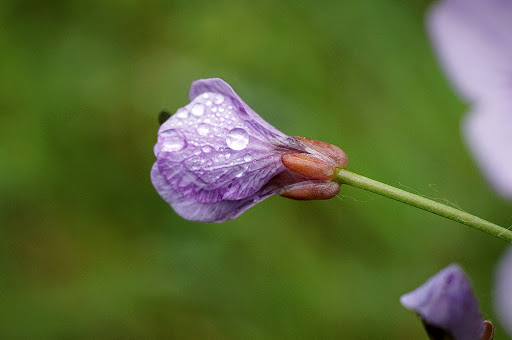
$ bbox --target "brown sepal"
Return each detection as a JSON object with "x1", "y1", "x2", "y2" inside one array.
[
  {"x1": 294, "y1": 136, "x2": 348, "y2": 168},
  {"x1": 282, "y1": 153, "x2": 335, "y2": 180},
  {"x1": 480, "y1": 321, "x2": 494, "y2": 340},
  {"x1": 279, "y1": 181, "x2": 340, "y2": 200}
]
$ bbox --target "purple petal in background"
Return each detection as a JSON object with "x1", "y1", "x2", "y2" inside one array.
[
  {"x1": 464, "y1": 98, "x2": 512, "y2": 200},
  {"x1": 494, "y1": 247, "x2": 512, "y2": 335},
  {"x1": 427, "y1": 0, "x2": 512, "y2": 199},
  {"x1": 427, "y1": 0, "x2": 512, "y2": 102},
  {"x1": 400, "y1": 264, "x2": 484, "y2": 340}
]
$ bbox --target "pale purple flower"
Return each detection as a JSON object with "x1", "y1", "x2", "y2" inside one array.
[
  {"x1": 151, "y1": 78, "x2": 347, "y2": 222},
  {"x1": 494, "y1": 247, "x2": 512, "y2": 335},
  {"x1": 427, "y1": 0, "x2": 512, "y2": 199},
  {"x1": 400, "y1": 264, "x2": 485, "y2": 340}
]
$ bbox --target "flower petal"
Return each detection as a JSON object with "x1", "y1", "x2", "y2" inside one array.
[
  {"x1": 494, "y1": 247, "x2": 512, "y2": 335},
  {"x1": 189, "y1": 78, "x2": 301, "y2": 146},
  {"x1": 151, "y1": 163, "x2": 276, "y2": 222},
  {"x1": 464, "y1": 98, "x2": 512, "y2": 199},
  {"x1": 400, "y1": 264, "x2": 484, "y2": 340},
  {"x1": 427, "y1": 0, "x2": 512, "y2": 102},
  {"x1": 155, "y1": 81, "x2": 301, "y2": 204}
]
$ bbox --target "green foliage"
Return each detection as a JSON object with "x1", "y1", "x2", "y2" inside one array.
[{"x1": 1, "y1": 0, "x2": 510, "y2": 338}]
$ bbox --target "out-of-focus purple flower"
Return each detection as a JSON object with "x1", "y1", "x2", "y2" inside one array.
[
  {"x1": 400, "y1": 264, "x2": 485, "y2": 340},
  {"x1": 494, "y1": 247, "x2": 512, "y2": 335},
  {"x1": 151, "y1": 78, "x2": 348, "y2": 222},
  {"x1": 427, "y1": 0, "x2": 512, "y2": 199}
]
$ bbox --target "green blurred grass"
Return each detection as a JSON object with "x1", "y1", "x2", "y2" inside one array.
[{"x1": 1, "y1": 0, "x2": 511, "y2": 338}]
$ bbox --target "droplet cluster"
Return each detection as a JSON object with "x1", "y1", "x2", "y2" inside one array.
[{"x1": 156, "y1": 91, "x2": 279, "y2": 188}]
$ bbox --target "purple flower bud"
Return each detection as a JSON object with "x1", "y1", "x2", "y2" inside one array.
[
  {"x1": 427, "y1": 0, "x2": 512, "y2": 199},
  {"x1": 151, "y1": 78, "x2": 348, "y2": 222},
  {"x1": 400, "y1": 264, "x2": 485, "y2": 340}
]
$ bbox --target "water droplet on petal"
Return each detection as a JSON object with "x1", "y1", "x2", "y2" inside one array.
[
  {"x1": 197, "y1": 123, "x2": 210, "y2": 136},
  {"x1": 211, "y1": 107, "x2": 217, "y2": 113},
  {"x1": 244, "y1": 154, "x2": 253, "y2": 162},
  {"x1": 159, "y1": 129, "x2": 186, "y2": 152},
  {"x1": 202, "y1": 93, "x2": 209, "y2": 99},
  {"x1": 205, "y1": 100, "x2": 212, "y2": 106},
  {"x1": 191, "y1": 103, "x2": 204, "y2": 116},
  {"x1": 202, "y1": 145, "x2": 212, "y2": 153},
  {"x1": 226, "y1": 128, "x2": 249, "y2": 151},
  {"x1": 176, "y1": 108, "x2": 188, "y2": 119},
  {"x1": 214, "y1": 94, "x2": 224, "y2": 104},
  {"x1": 233, "y1": 165, "x2": 247, "y2": 178},
  {"x1": 218, "y1": 107, "x2": 225, "y2": 113}
]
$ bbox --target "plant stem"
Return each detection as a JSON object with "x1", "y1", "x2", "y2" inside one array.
[{"x1": 334, "y1": 169, "x2": 512, "y2": 243}]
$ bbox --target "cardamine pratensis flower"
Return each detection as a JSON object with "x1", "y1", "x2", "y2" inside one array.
[
  {"x1": 151, "y1": 78, "x2": 348, "y2": 222},
  {"x1": 427, "y1": 0, "x2": 512, "y2": 199},
  {"x1": 401, "y1": 264, "x2": 494, "y2": 340}
]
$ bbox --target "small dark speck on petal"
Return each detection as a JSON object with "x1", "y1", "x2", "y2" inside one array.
[{"x1": 158, "y1": 110, "x2": 171, "y2": 125}]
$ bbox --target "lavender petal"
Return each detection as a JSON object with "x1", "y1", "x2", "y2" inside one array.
[
  {"x1": 400, "y1": 264, "x2": 484, "y2": 340},
  {"x1": 427, "y1": 0, "x2": 512, "y2": 103},
  {"x1": 464, "y1": 99, "x2": 512, "y2": 199}
]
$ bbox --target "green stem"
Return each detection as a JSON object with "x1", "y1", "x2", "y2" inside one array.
[{"x1": 334, "y1": 169, "x2": 512, "y2": 243}]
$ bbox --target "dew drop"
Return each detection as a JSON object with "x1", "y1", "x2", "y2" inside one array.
[
  {"x1": 218, "y1": 107, "x2": 225, "y2": 113},
  {"x1": 226, "y1": 128, "x2": 249, "y2": 151},
  {"x1": 202, "y1": 145, "x2": 212, "y2": 153},
  {"x1": 176, "y1": 108, "x2": 189, "y2": 119},
  {"x1": 214, "y1": 94, "x2": 224, "y2": 104},
  {"x1": 191, "y1": 103, "x2": 204, "y2": 116},
  {"x1": 159, "y1": 129, "x2": 186, "y2": 152},
  {"x1": 211, "y1": 107, "x2": 217, "y2": 113},
  {"x1": 205, "y1": 100, "x2": 212, "y2": 106},
  {"x1": 193, "y1": 149, "x2": 201, "y2": 155},
  {"x1": 233, "y1": 165, "x2": 247, "y2": 178},
  {"x1": 244, "y1": 154, "x2": 253, "y2": 162},
  {"x1": 197, "y1": 123, "x2": 210, "y2": 136},
  {"x1": 202, "y1": 93, "x2": 209, "y2": 99}
]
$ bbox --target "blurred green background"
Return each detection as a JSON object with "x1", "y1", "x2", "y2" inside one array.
[{"x1": 1, "y1": 0, "x2": 511, "y2": 338}]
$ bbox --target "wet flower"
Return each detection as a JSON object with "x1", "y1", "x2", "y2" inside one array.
[
  {"x1": 151, "y1": 78, "x2": 348, "y2": 222},
  {"x1": 400, "y1": 264, "x2": 489, "y2": 340},
  {"x1": 427, "y1": 0, "x2": 512, "y2": 199}
]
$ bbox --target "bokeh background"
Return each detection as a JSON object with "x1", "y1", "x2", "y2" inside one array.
[{"x1": 1, "y1": 0, "x2": 511, "y2": 338}]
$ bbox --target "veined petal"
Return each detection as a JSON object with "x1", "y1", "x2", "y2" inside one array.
[
  {"x1": 189, "y1": 78, "x2": 304, "y2": 148},
  {"x1": 427, "y1": 0, "x2": 512, "y2": 102},
  {"x1": 151, "y1": 163, "x2": 276, "y2": 222},
  {"x1": 155, "y1": 81, "x2": 299, "y2": 204}
]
